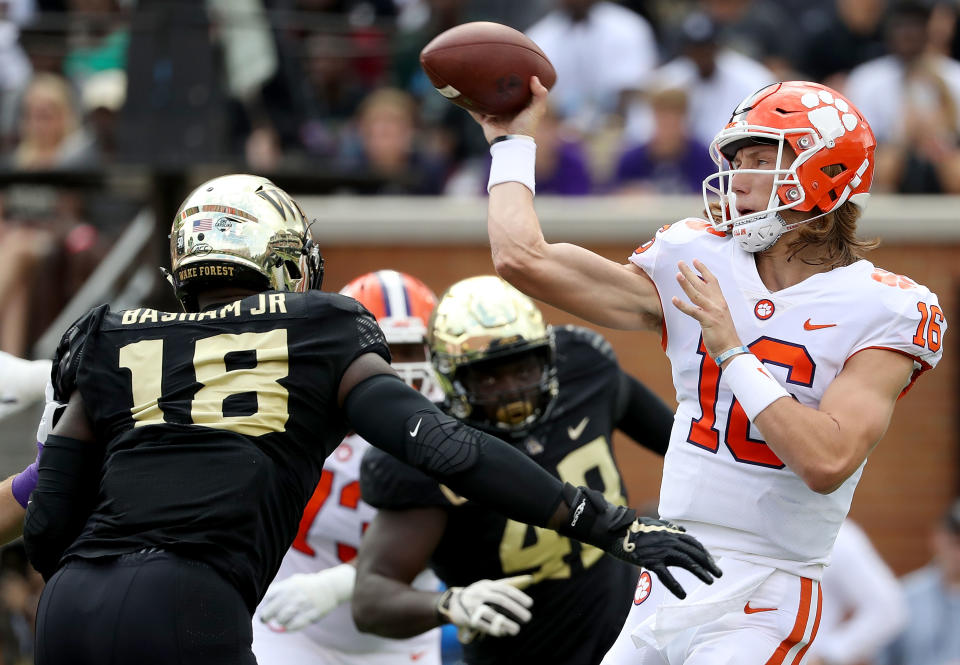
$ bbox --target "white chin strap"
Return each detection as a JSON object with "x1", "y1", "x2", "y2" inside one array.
[
  {"x1": 731, "y1": 212, "x2": 787, "y2": 253},
  {"x1": 725, "y1": 191, "x2": 787, "y2": 253}
]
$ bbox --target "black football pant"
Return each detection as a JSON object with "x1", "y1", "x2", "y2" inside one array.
[{"x1": 35, "y1": 549, "x2": 256, "y2": 665}]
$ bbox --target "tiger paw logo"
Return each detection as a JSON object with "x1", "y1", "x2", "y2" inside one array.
[
  {"x1": 800, "y1": 89, "x2": 861, "y2": 142},
  {"x1": 754, "y1": 299, "x2": 775, "y2": 320},
  {"x1": 871, "y1": 268, "x2": 918, "y2": 290},
  {"x1": 633, "y1": 571, "x2": 652, "y2": 605}
]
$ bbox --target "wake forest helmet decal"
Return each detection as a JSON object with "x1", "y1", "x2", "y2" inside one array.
[
  {"x1": 428, "y1": 275, "x2": 558, "y2": 437},
  {"x1": 165, "y1": 174, "x2": 324, "y2": 311},
  {"x1": 340, "y1": 270, "x2": 441, "y2": 397},
  {"x1": 702, "y1": 81, "x2": 876, "y2": 252}
]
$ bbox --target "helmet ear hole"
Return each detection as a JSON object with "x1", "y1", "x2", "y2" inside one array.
[{"x1": 283, "y1": 260, "x2": 302, "y2": 280}]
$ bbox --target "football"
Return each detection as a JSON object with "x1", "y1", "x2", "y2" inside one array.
[{"x1": 419, "y1": 21, "x2": 556, "y2": 116}]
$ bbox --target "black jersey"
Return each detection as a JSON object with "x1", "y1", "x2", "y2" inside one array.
[
  {"x1": 361, "y1": 326, "x2": 639, "y2": 665},
  {"x1": 57, "y1": 290, "x2": 389, "y2": 612}
]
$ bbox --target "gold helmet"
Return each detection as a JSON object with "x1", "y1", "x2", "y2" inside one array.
[
  {"x1": 165, "y1": 174, "x2": 324, "y2": 310},
  {"x1": 429, "y1": 275, "x2": 558, "y2": 436}
]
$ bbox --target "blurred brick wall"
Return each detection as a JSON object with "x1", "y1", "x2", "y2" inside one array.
[{"x1": 322, "y1": 241, "x2": 959, "y2": 577}]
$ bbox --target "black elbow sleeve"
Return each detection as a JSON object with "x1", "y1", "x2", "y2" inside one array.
[
  {"x1": 23, "y1": 434, "x2": 101, "y2": 580},
  {"x1": 615, "y1": 372, "x2": 673, "y2": 457},
  {"x1": 344, "y1": 374, "x2": 563, "y2": 527}
]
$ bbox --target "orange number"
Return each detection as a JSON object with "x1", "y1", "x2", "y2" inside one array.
[
  {"x1": 689, "y1": 336, "x2": 815, "y2": 468},
  {"x1": 913, "y1": 302, "x2": 943, "y2": 352},
  {"x1": 291, "y1": 472, "x2": 366, "y2": 562}
]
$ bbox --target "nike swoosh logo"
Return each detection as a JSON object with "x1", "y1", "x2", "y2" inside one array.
[
  {"x1": 744, "y1": 602, "x2": 777, "y2": 614},
  {"x1": 803, "y1": 318, "x2": 836, "y2": 331},
  {"x1": 567, "y1": 417, "x2": 589, "y2": 440},
  {"x1": 410, "y1": 651, "x2": 427, "y2": 661},
  {"x1": 409, "y1": 418, "x2": 422, "y2": 437}
]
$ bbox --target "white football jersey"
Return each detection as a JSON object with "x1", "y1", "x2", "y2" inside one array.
[
  {"x1": 629, "y1": 220, "x2": 945, "y2": 578},
  {"x1": 255, "y1": 434, "x2": 440, "y2": 657}
]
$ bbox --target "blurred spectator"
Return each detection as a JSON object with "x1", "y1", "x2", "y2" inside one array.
[
  {"x1": 844, "y1": 1, "x2": 960, "y2": 144},
  {"x1": 296, "y1": 32, "x2": 376, "y2": 159},
  {"x1": 0, "y1": 185, "x2": 102, "y2": 356},
  {"x1": 697, "y1": 0, "x2": 800, "y2": 80},
  {"x1": 62, "y1": 0, "x2": 129, "y2": 90},
  {"x1": 5, "y1": 72, "x2": 93, "y2": 169},
  {"x1": 877, "y1": 498, "x2": 960, "y2": 665},
  {"x1": 610, "y1": 86, "x2": 713, "y2": 195},
  {"x1": 339, "y1": 87, "x2": 447, "y2": 193},
  {"x1": 79, "y1": 67, "x2": 125, "y2": 164},
  {"x1": 445, "y1": 103, "x2": 592, "y2": 196},
  {"x1": 531, "y1": 103, "x2": 592, "y2": 194},
  {"x1": 872, "y1": 60, "x2": 960, "y2": 193},
  {"x1": 526, "y1": 0, "x2": 658, "y2": 132},
  {"x1": 807, "y1": 519, "x2": 906, "y2": 665},
  {"x1": 624, "y1": 12, "x2": 775, "y2": 148},
  {"x1": 798, "y1": 0, "x2": 888, "y2": 89},
  {"x1": 0, "y1": 0, "x2": 35, "y2": 149},
  {"x1": 0, "y1": 219, "x2": 55, "y2": 355}
]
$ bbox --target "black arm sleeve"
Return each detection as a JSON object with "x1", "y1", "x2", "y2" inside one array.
[
  {"x1": 344, "y1": 374, "x2": 564, "y2": 528},
  {"x1": 23, "y1": 434, "x2": 103, "y2": 580},
  {"x1": 613, "y1": 371, "x2": 673, "y2": 457}
]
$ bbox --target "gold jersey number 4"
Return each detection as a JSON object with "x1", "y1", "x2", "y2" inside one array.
[
  {"x1": 119, "y1": 330, "x2": 290, "y2": 437},
  {"x1": 498, "y1": 436, "x2": 624, "y2": 582}
]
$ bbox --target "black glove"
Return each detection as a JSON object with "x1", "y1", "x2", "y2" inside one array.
[{"x1": 556, "y1": 483, "x2": 722, "y2": 599}]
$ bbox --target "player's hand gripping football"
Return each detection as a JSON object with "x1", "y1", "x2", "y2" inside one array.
[
  {"x1": 556, "y1": 484, "x2": 722, "y2": 599},
  {"x1": 436, "y1": 575, "x2": 534, "y2": 643},
  {"x1": 259, "y1": 563, "x2": 356, "y2": 631},
  {"x1": 468, "y1": 76, "x2": 550, "y2": 145}
]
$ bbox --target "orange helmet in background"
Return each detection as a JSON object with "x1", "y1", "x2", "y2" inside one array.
[{"x1": 340, "y1": 270, "x2": 439, "y2": 396}]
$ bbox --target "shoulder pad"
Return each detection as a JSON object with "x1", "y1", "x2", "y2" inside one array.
[
  {"x1": 359, "y1": 448, "x2": 451, "y2": 510},
  {"x1": 52, "y1": 305, "x2": 109, "y2": 402},
  {"x1": 554, "y1": 325, "x2": 618, "y2": 364}
]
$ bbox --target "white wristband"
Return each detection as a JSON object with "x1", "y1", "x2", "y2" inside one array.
[
  {"x1": 488, "y1": 136, "x2": 536, "y2": 195},
  {"x1": 325, "y1": 562, "x2": 357, "y2": 603},
  {"x1": 721, "y1": 353, "x2": 790, "y2": 421}
]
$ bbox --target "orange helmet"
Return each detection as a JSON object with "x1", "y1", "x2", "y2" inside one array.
[
  {"x1": 340, "y1": 270, "x2": 439, "y2": 396},
  {"x1": 702, "y1": 81, "x2": 876, "y2": 252}
]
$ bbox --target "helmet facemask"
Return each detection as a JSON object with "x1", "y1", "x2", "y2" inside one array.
[
  {"x1": 380, "y1": 323, "x2": 441, "y2": 399},
  {"x1": 703, "y1": 127, "x2": 819, "y2": 253},
  {"x1": 449, "y1": 342, "x2": 557, "y2": 436}
]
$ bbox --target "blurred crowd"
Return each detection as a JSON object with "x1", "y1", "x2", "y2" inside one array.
[
  {"x1": 4, "y1": 0, "x2": 960, "y2": 194},
  {"x1": 3, "y1": 0, "x2": 960, "y2": 350}
]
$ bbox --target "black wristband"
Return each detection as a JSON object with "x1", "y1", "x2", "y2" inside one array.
[
  {"x1": 556, "y1": 482, "x2": 636, "y2": 550},
  {"x1": 490, "y1": 134, "x2": 535, "y2": 146}
]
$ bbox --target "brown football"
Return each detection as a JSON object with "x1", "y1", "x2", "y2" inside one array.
[{"x1": 419, "y1": 21, "x2": 556, "y2": 116}]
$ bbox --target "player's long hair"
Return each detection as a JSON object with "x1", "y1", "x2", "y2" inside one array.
[{"x1": 782, "y1": 163, "x2": 879, "y2": 268}]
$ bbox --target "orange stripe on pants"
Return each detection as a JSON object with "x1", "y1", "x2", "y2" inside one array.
[{"x1": 764, "y1": 577, "x2": 820, "y2": 665}]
